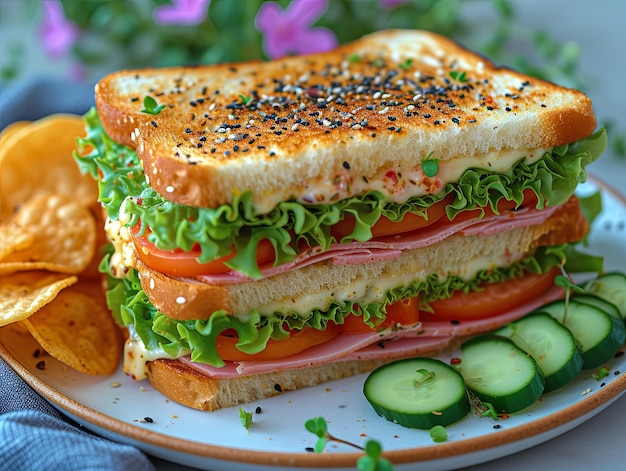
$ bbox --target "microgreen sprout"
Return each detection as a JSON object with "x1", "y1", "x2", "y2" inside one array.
[
  {"x1": 429, "y1": 425, "x2": 448, "y2": 443},
  {"x1": 140, "y1": 95, "x2": 166, "y2": 115},
  {"x1": 239, "y1": 407, "x2": 253, "y2": 431},
  {"x1": 413, "y1": 368, "x2": 436, "y2": 388},
  {"x1": 592, "y1": 366, "x2": 610, "y2": 381},
  {"x1": 421, "y1": 151, "x2": 439, "y2": 177},
  {"x1": 479, "y1": 402, "x2": 499, "y2": 420},
  {"x1": 239, "y1": 94, "x2": 253, "y2": 105},
  {"x1": 305, "y1": 417, "x2": 393, "y2": 471},
  {"x1": 348, "y1": 53, "x2": 361, "y2": 63},
  {"x1": 398, "y1": 58, "x2": 413, "y2": 70},
  {"x1": 554, "y1": 269, "x2": 585, "y2": 324},
  {"x1": 449, "y1": 70, "x2": 468, "y2": 83}
]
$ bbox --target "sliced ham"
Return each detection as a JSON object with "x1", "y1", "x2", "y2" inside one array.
[
  {"x1": 178, "y1": 284, "x2": 564, "y2": 379},
  {"x1": 195, "y1": 204, "x2": 559, "y2": 285}
]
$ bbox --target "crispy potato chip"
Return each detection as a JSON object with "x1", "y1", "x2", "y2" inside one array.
[
  {"x1": 0, "y1": 114, "x2": 97, "y2": 222},
  {"x1": 0, "y1": 194, "x2": 96, "y2": 275},
  {"x1": 0, "y1": 272, "x2": 77, "y2": 327},
  {"x1": 0, "y1": 120, "x2": 30, "y2": 148},
  {"x1": 0, "y1": 223, "x2": 34, "y2": 260},
  {"x1": 21, "y1": 288, "x2": 121, "y2": 375}
]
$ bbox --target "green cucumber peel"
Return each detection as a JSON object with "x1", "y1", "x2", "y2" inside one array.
[{"x1": 75, "y1": 108, "x2": 606, "y2": 279}]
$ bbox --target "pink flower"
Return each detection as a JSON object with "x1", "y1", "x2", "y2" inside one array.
[
  {"x1": 153, "y1": 0, "x2": 211, "y2": 25},
  {"x1": 39, "y1": 0, "x2": 79, "y2": 58},
  {"x1": 255, "y1": 0, "x2": 338, "y2": 59}
]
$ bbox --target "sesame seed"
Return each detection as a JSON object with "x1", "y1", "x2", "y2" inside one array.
[
  {"x1": 165, "y1": 186, "x2": 174, "y2": 193},
  {"x1": 176, "y1": 296, "x2": 187, "y2": 304}
]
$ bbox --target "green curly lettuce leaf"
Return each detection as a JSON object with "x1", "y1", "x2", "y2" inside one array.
[
  {"x1": 101, "y1": 242, "x2": 588, "y2": 367},
  {"x1": 76, "y1": 107, "x2": 606, "y2": 279}
]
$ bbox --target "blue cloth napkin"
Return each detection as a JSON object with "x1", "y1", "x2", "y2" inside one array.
[{"x1": 0, "y1": 77, "x2": 155, "y2": 471}]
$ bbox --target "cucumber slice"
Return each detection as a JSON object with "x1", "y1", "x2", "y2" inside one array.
[
  {"x1": 537, "y1": 299, "x2": 626, "y2": 369},
  {"x1": 573, "y1": 293, "x2": 622, "y2": 320},
  {"x1": 584, "y1": 272, "x2": 626, "y2": 319},
  {"x1": 363, "y1": 358, "x2": 470, "y2": 429},
  {"x1": 461, "y1": 335, "x2": 544, "y2": 414},
  {"x1": 494, "y1": 313, "x2": 583, "y2": 393}
]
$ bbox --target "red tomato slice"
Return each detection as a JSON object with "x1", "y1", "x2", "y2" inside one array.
[
  {"x1": 340, "y1": 297, "x2": 420, "y2": 334},
  {"x1": 331, "y1": 194, "x2": 454, "y2": 240},
  {"x1": 424, "y1": 267, "x2": 560, "y2": 322},
  {"x1": 215, "y1": 323, "x2": 341, "y2": 361},
  {"x1": 451, "y1": 189, "x2": 539, "y2": 223},
  {"x1": 131, "y1": 190, "x2": 540, "y2": 277},
  {"x1": 131, "y1": 225, "x2": 275, "y2": 277}
]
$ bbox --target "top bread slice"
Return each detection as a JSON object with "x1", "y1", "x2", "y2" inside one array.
[{"x1": 95, "y1": 29, "x2": 596, "y2": 211}]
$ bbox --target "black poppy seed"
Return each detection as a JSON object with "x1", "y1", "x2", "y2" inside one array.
[
  {"x1": 33, "y1": 348, "x2": 42, "y2": 358},
  {"x1": 233, "y1": 145, "x2": 239, "y2": 152},
  {"x1": 493, "y1": 424, "x2": 501, "y2": 429},
  {"x1": 450, "y1": 320, "x2": 460, "y2": 325},
  {"x1": 211, "y1": 148, "x2": 216, "y2": 153},
  {"x1": 468, "y1": 119, "x2": 477, "y2": 123},
  {"x1": 255, "y1": 406, "x2": 262, "y2": 414},
  {"x1": 197, "y1": 143, "x2": 202, "y2": 148},
  {"x1": 388, "y1": 126, "x2": 395, "y2": 131},
  {"x1": 305, "y1": 447, "x2": 315, "y2": 453},
  {"x1": 387, "y1": 116, "x2": 397, "y2": 121},
  {"x1": 199, "y1": 136, "x2": 207, "y2": 141},
  {"x1": 371, "y1": 133, "x2": 376, "y2": 138},
  {"x1": 452, "y1": 117, "x2": 460, "y2": 124},
  {"x1": 189, "y1": 101, "x2": 197, "y2": 107},
  {"x1": 144, "y1": 417, "x2": 154, "y2": 423},
  {"x1": 269, "y1": 151, "x2": 276, "y2": 156},
  {"x1": 615, "y1": 370, "x2": 621, "y2": 375},
  {"x1": 505, "y1": 107, "x2": 512, "y2": 112},
  {"x1": 185, "y1": 128, "x2": 192, "y2": 133},
  {"x1": 433, "y1": 120, "x2": 440, "y2": 125},
  {"x1": 343, "y1": 161, "x2": 350, "y2": 170},
  {"x1": 151, "y1": 121, "x2": 157, "y2": 128},
  {"x1": 486, "y1": 106, "x2": 494, "y2": 111},
  {"x1": 423, "y1": 113, "x2": 431, "y2": 118},
  {"x1": 601, "y1": 382, "x2": 606, "y2": 387},
  {"x1": 36, "y1": 360, "x2": 46, "y2": 370},
  {"x1": 274, "y1": 383, "x2": 283, "y2": 392},
  {"x1": 225, "y1": 151, "x2": 231, "y2": 156}
]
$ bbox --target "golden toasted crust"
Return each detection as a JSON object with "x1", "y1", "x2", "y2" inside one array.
[
  {"x1": 95, "y1": 29, "x2": 596, "y2": 210},
  {"x1": 147, "y1": 357, "x2": 387, "y2": 411},
  {"x1": 136, "y1": 196, "x2": 588, "y2": 321}
]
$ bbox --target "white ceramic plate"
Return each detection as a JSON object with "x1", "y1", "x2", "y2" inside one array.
[{"x1": 1, "y1": 176, "x2": 626, "y2": 471}]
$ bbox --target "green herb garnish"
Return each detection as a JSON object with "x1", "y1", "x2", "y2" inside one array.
[
  {"x1": 239, "y1": 94, "x2": 253, "y2": 105},
  {"x1": 140, "y1": 95, "x2": 166, "y2": 115},
  {"x1": 592, "y1": 366, "x2": 610, "y2": 381},
  {"x1": 239, "y1": 407, "x2": 253, "y2": 430},
  {"x1": 429, "y1": 425, "x2": 448, "y2": 443},
  {"x1": 421, "y1": 152, "x2": 440, "y2": 177},
  {"x1": 348, "y1": 53, "x2": 361, "y2": 63},
  {"x1": 398, "y1": 58, "x2": 413, "y2": 70},
  {"x1": 305, "y1": 417, "x2": 393, "y2": 471},
  {"x1": 449, "y1": 70, "x2": 468, "y2": 83}
]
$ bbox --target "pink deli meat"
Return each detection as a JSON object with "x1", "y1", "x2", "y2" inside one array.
[
  {"x1": 196, "y1": 204, "x2": 559, "y2": 285},
  {"x1": 179, "y1": 284, "x2": 564, "y2": 379}
]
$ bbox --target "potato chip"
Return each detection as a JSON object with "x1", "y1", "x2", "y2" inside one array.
[
  {"x1": 0, "y1": 120, "x2": 30, "y2": 148},
  {"x1": 0, "y1": 194, "x2": 96, "y2": 275},
  {"x1": 0, "y1": 272, "x2": 77, "y2": 327},
  {"x1": 0, "y1": 223, "x2": 34, "y2": 260},
  {"x1": 21, "y1": 288, "x2": 121, "y2": 375},
  {"x1": 0, "y1": 114, "x2": 97, "y2": 222}
]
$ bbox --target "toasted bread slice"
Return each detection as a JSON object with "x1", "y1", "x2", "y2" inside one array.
[
  {"x1": 134, "y1": 195, "x2": 587, "y2": 321},
  {"x1": 95, "y1": 30, "x2": 596, "y2": 211}
]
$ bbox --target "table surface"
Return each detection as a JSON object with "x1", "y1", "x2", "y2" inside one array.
[{"x1": 2, "y1": 1, "x2": 625, "y2": 470}]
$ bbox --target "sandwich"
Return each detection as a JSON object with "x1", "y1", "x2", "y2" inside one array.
[{"x1": 75, "y1": 29, "x2": 606, "y2": 411}]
